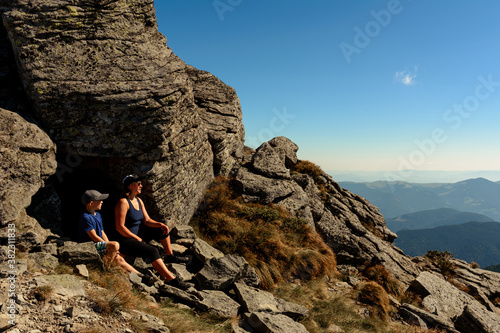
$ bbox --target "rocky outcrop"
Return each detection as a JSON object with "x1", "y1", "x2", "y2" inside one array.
[
  {"x1": 0, "y1": 108, "x2": 57, "y2": 245},
  {"x1": 0, "y1": 0, "x2": 244, "y2": 225},
  {"x1": 401, "y1": 271, "x2": 500, "y2": 333},
  {"x1": 234, "y1": 137, "x2": 419, "y2": 286}
]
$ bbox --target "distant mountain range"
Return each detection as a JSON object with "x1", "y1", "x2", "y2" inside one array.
[
  {"x1": 394, "y1": 222, "x2": 500, "y2": 268},
  {"x1": 386, "y1": 208, "x2": 494, "y2": 232},
  {"x1": 339, "y1": 178, "x2": 500, "y2": 269},
  {"x1": 331, "y1": 170, "x2": 500, "y2": 183},
  {"x1": 339, "y1": 177, "x2": 500, "y2": 221}
]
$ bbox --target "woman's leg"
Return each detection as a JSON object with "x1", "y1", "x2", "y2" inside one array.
[
  {"x1": 119, "y1": 238, "x2": 175, "y2": 280},
  {"x1": 139, "y1": 224, "x2": 173, "y2": 256},
  {"x1": 151, "y1": 259, "x2": 175, "y2": 280}
]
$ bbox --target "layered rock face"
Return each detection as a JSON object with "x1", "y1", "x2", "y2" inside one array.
[
  {"x1": 1, "y1": 0, "x2": 244, "y2": 224},
  {"x1": 0, "y1": 108, "x2": 57, "y2": 244}
]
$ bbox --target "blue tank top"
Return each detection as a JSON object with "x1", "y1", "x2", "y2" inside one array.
[{"x1": 125, "y1": 198, "x2": 144, "y2": 236}]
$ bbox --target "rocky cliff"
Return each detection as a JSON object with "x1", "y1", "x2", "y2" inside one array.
[
  {"x1": 1, "y1": 0, "x2": 244, "y2": 227},
  {"x1": 1, "y1": 1, "x2": 500, "y2": 332}
]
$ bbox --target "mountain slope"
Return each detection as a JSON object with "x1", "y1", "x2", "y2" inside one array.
[
  {"x1": 386, "y1": 208, "x2": 494, "y2": 232},
  {"x1": 394, "y1": 221, "x2": 500, "y2": 267}
]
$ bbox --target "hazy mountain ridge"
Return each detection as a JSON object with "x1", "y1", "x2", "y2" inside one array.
[
  {"x1": 339, "y1": 177, "x2": 500, "y2": 221},
  {"x1": 394, "y1": 221, "x2": 500, "y2": 267},
  {"x1": 386, "y1": 208, "x2": 494, "y2": 232}
]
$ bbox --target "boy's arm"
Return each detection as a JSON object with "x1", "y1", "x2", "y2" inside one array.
[
  {"x1": 86, "y1": 229, "x2": 105, "y2": 243},
  {"x1": 101, "y1": 230, "x2": 110, "y2": 242}
]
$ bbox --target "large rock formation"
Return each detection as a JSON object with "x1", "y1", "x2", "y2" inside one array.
[
  {"x1": 0, "y1": 108, "x2": 57, "y2": 244},
  {"x1": 0, "y1": 0, "x2": 244, "y2": 225}
]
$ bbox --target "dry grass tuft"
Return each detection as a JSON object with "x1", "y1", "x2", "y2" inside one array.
[
  {"x1": 291, "y1": 160, "x2": 325, "y2": 179},
  {"x1": 31, "y1": 285, "x2": 54, "y2": 302},
  {"x1": 88, "y1": 266, "x2": 136, "y2": 315},
  {"x1": 193, "y1": 176, "x2": 337, "y2": 289},
  {"x1": 363, "y1": 264, "x2": 402, "y2": 296},
  {"x1": 354, "y1": 281, "x2": 391, "y2": 320},
  {"x1": 399, "y1": 291, "x2": 423, "y2": 308}
]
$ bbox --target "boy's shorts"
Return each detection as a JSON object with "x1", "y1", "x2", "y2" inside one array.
[{"x1": 95, "y1": 242, "x2": 108, "y2": 256}]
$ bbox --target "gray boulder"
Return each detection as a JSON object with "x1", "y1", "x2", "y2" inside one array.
[
  {"x1": 407, "y1": 271, "x2": 500, "y2": 332},
  {"x1": 234, "y1": 282, "x2": 308, "y2": 319},
  {"x1": 34, "y1": 274, "x2": 86, "y2": 298},
  {"x1": 455, "y1": 304, "x2": 500, "y2": 333},
  {"x1": 243, "y1": 312, "x2": 308, "y2": 333},
  {"x1": 27, "y1": 252, "x2": 59, "y2": 271},
  {"x1": 268, "y1": 136, "x2": 299, "y2": 168},
  {"x1": 172, "y1": 225, "x2": 197, "y2": 239},
  {"x1": 235, "y1": 166, "x2": 296, "y2": 204},
  {"x1": 195, "y1": 255, "x2": 258, "y2": 290},
  {"x1": 194, "y1": 290, "x2": 240, "y2": 317},
  {"x1": 251, "y1": 142, "x2": 290, "y2": 179},
  {"x1": 57, "y1": 241, "x2": 102, "y2": 266},
  {"x1": 0, "y1": 108, "x2": 57, "y2": 245},
  {"x1": 191, "y1": 239, "x2": 225, "y2": 264}
]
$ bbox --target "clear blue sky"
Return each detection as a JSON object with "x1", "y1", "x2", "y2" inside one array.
[{"x1": 154, "y1": 1, "x2": 500, "y2": 176}]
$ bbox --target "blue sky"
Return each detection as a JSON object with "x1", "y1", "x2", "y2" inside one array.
[{"x1": 154, "y1": 1, "x2": 500, "y2": 179}]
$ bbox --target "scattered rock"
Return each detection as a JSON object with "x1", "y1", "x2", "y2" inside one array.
[
  {"x1": 74, "y1": 264, "x2": 89, "y2": 279},
  {"x1": 234, "y1": 283, "x2": 308, "y2": 319},
  {"x1": 244, "y1": 312, "x2": 308, "y2": 333},
  {"x1": 34, "y1": 274, "x2": 86, "y2": 298},
  {"x1": 28, "y1": 252, "x2": 59, "y2": 271},
  {"x1": 195, "y1": 255, "x2": 254, "y2": 290},
  {"x1": 194, "y1": 290, "x2": 240, "y2": 317},
  {"x1": 57, "y1": 241, "x2": 102, "y2": 266},
  {"x1": 172, "y1": 225, "x2": 197, "y2": 239},
  {"x1": 191, "y1": 239, "x2": 225, "y2": 264}
]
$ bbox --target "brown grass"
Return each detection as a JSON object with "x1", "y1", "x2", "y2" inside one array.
[
  {"x1": 193, "y1": 176, "x2": 337, "y2": 289},
  {"x1": 354, "y1": 281, "x2": 391, "y2": 320},
  {"x1": 363, "y1": 264, "x2": 402, "y2": 296},
  {"x1": 399, "y1": 290, "x2": 423, "y2": 308},
  {"x1": 31, "y1": 285, "x2": 54, "y2": 302},
  {"x1": 88, "y1": 266, "x2": 136, "y2": 315}
]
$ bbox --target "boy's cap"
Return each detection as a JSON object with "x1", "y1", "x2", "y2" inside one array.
[
  {"x1": 122, "y1": 174, "x2": 145, "y2": 188},
  {"x1": 82, "y1": 190, "x2": 109, "y2": 205}
]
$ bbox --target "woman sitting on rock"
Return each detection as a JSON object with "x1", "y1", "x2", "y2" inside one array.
[{"x1": 115, "y1": 174, "x2": 188, "y2": 288}]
